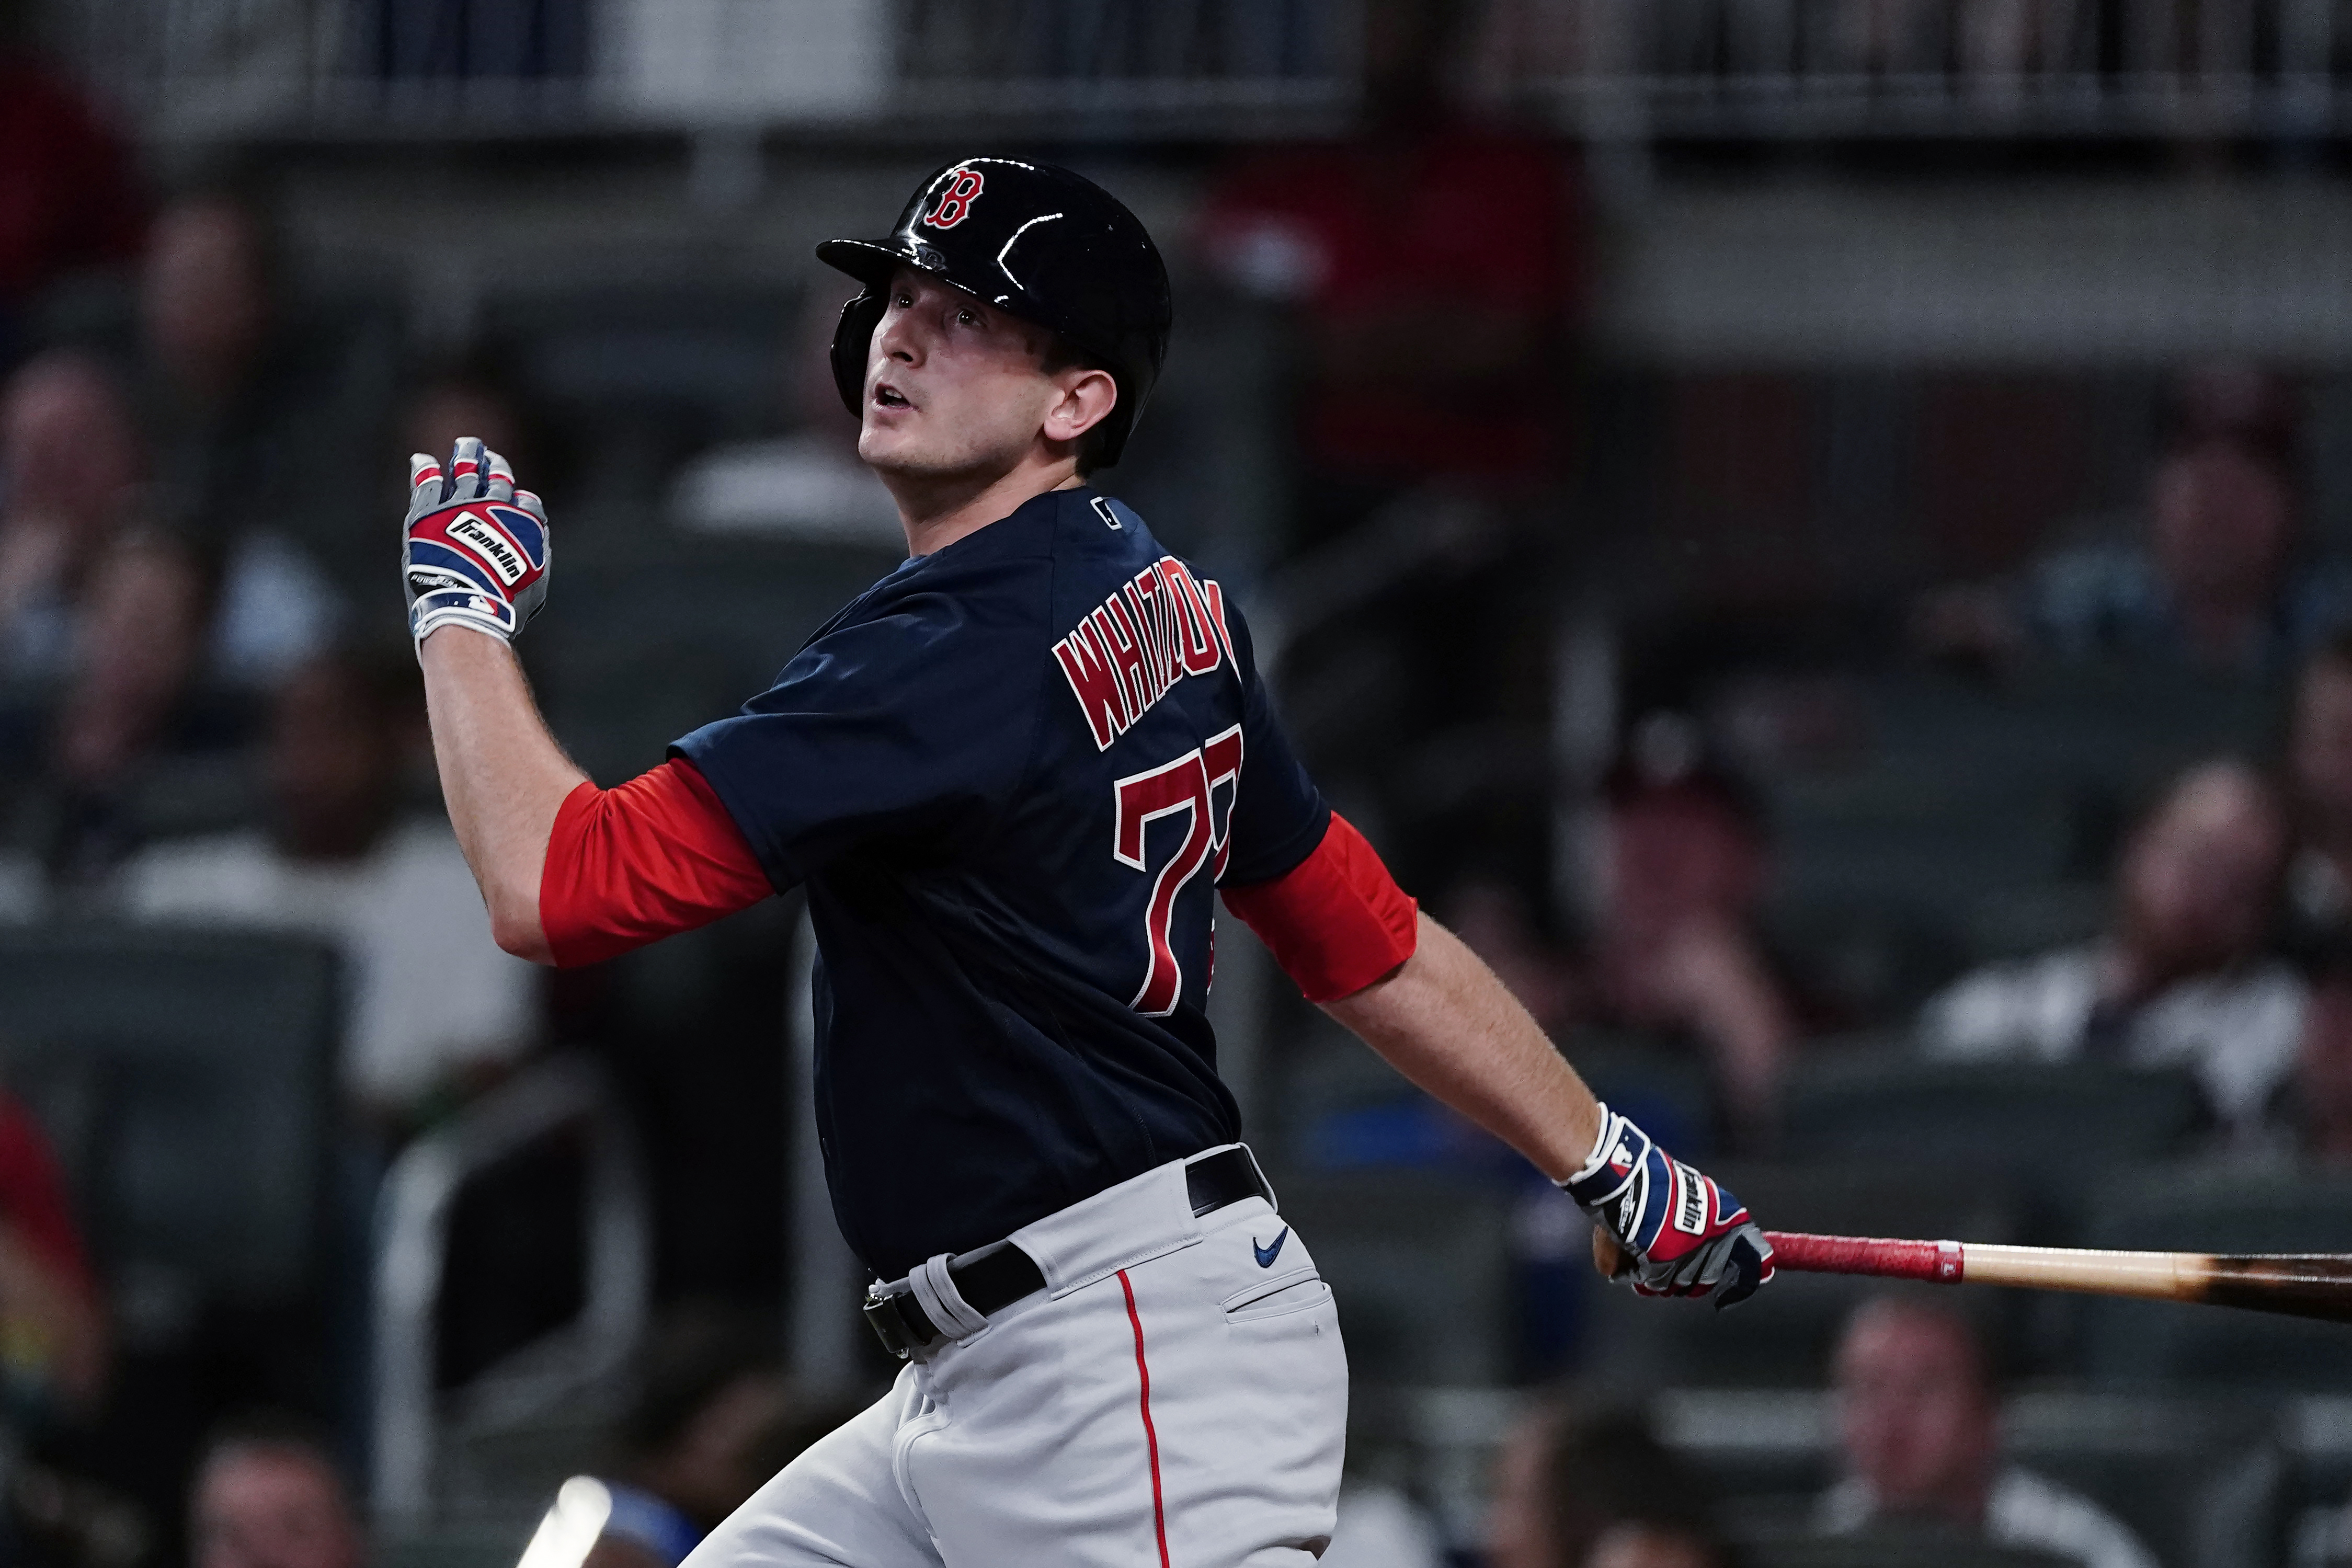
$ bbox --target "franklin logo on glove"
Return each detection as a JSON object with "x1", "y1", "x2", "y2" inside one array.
[
  {"x1": 403, "y1": 437, "x2": 551, "y2": 650},
  {"x1": 443, "y1": 508, "x2": 533, "y2": 587}
]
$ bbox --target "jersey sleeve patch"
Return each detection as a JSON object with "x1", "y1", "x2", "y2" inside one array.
[
  {"x1": 1219, "y1": 811, "x2": 1419, "y2": 1003},
  {"x1": 540, "y1": 759, "x2": 775, "y2": 968}
]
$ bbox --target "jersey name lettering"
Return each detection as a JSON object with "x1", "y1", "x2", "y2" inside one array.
[{"x1": 1053, "y1": 555, "x2": 1236, "y2": 750}]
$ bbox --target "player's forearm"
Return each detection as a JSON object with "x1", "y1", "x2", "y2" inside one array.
[
  {"x1": 1320, "y1": 912, "x2": 1603, "y2": 1181},
  {"x1": 419, "y1": 626, "x2": 586, "y2": 964}
]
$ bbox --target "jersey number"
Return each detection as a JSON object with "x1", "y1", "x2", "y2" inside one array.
[{"x1": 1113, "y1": 726, "x2": 1243, "y2": 1016}]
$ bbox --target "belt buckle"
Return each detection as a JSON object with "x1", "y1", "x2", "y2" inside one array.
[{"x1": 862, "y1": 1287, "x2": 918, "y2": 1360}]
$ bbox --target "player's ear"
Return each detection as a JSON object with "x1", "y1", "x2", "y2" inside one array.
[{"x1": 1043, "y1": 367, "x2": 1118, "y2": 447}]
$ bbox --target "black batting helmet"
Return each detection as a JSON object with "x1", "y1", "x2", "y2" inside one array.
[{"x1": 816, "y1": 157, "x2": 1172, "y2": 468}]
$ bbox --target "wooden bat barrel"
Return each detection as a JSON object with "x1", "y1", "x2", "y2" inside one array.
[{"x1": 1762, "y1": 1230, "x2": 2352, "y2": 1324}]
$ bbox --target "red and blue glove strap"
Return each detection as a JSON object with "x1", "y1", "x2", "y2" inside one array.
[{"x1": 1561, "y1": 1103, "x2": 1775, "y2": 1307}]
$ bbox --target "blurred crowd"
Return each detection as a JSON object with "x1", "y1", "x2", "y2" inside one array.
[{"x1": 0, "y1": 0, "x2": 2348, "y2": 1564}]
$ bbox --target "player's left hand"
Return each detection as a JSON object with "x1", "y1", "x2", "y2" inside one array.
[
  {"x1": 402, "y1": 436, "x2": 551, "y2": 648},
  {"x1": 1561, "y1": 1102, "x2": 1775, "y2": 1309}
]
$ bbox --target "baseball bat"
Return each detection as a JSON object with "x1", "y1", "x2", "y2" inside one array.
[{"x1": 1590, "y1": 1228, "x2": 2352, "y2": 1323}]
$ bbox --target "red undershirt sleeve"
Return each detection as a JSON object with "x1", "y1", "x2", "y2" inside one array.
[
  {"x1": 540, "y1": 758, "x2": 775, "y2": 968},
  {"x1": 1219, "y1": 811, "x2": 1419, "y2": 1004}
]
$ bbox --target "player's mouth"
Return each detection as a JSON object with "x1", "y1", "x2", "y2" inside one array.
[{"x1": 872, "y1": 380, "x2": 912, "y2": 411}]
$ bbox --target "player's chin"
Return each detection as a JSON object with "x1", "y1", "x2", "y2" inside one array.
[
  {"x1": 857, "y1": 420, "x2": 921, "y2": 467},
  {"x1": 859, "y1": 429, "x2": 961, "y2": 480}
]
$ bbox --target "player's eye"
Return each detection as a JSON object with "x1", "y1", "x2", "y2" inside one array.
[
  {"x1": 956, "y1": 307, "x2": 978, "y2": 326},
  {"x1": 893, "y1": 291, "x2": 913, "y2": 308}
]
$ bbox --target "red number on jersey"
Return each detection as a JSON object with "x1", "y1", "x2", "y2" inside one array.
[{"x1": 1113, "y1": 725, "x2": 1244, "y2": 1016}]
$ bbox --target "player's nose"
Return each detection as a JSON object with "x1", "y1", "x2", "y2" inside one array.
[{"x1": 872, "y1": 302, "x2": 926, "y2": 365}]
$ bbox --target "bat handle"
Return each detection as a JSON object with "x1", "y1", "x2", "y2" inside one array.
[{"x1": 1764, "y1": 1230, "x2": 1967, "y2": 1283}]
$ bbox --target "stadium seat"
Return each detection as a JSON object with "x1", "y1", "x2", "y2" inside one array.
[
  {"x1": 2073, "y1": 1168, "x2": 2352, "y2": 1394},
  {"x1": 2279, "y1": 1396, "x2": 2352, "y2": 1568},
  {"x1": 483, "y1": 281, "x2": 801, "y2": 434},
  {"x1": 1662, "y1": 1389, "x2": 2276, "y2": 1568},
  {"x1": 474, "y1": 280, "x2": 805, "y2": 522},
  {"x1": 529, "y1": 535, "x2": 905, "y2": 781},
  {"x1": 1563, "y1": 1042, "x2": 1717, "y2": 1160},
  {"x1": 1275, "y1": 1170, "x2": 1510, "y2": 1386},
  {"x1": 1781, "y1": 1057, "x2": 2208, "y2": 1175},
  {"x1": 1757, "y1": 895, "x2": 1971, "y2": 1025},
  {"x1": 1735, "y1": 1533, "x2": 2074, "y2": 1568},
  {"x1": 1756, "y1": 665, "x2": 2273, "y2": 968},
  {"x1": 2003, "y1": 1391, "x2": 2281, "y2": 1568},
  {"x1": 1654, "y1": 1386, "x2": 1835, "y2": 1518},
  {"x1": 0, "y1": 925, "x2": 339, "y2": 1311}
]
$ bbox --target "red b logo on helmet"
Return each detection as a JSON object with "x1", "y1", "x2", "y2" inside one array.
[{"x1": 923, "y1": 167, "x2": 985, "y2": 230}]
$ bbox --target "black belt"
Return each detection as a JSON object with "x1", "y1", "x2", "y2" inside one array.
[{"x1": 862, "y1": 1146, "x2": 1271, "y2": 1359}]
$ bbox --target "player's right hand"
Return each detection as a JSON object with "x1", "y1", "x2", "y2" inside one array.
[
  {"x1": 403, "y1": 436, "x2": 551, "y2": 649},
  {"x1": 1561, "y1": 1102, "x2": 1775, "y2": 1309}
]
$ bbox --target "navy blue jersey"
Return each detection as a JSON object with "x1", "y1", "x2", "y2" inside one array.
[{"x1": 672, "y1": 486, "x2": 1328, "y2": 1278}]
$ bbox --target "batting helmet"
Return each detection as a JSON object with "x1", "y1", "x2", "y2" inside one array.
[{"x1": 816, "y1": 157, "x2": 1172, "y2": 468}]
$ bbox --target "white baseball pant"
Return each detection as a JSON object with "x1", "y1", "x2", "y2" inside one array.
[{"x1": 684, "y1": 1146, "x2": 1348, "y2": 1567}]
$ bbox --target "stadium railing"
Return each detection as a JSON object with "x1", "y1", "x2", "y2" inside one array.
[
  {"x1": 56, "y1": 0, "x2": 2352, "y2": 142},
  {"x1": 371, "y1": 1052, "x2": 652, "y2": 1533}
]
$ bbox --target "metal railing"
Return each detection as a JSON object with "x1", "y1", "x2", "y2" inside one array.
[
  {"x1": 894, "y1": 0, "x2": 1356, "y2": 115},
  {"x1": 41, "y1": 0, "x2": 2352, "y2": 144},
  {"x1": 1477, "y1": 0, "x2": 2352, "y2": 137},
  {"x1": 371, "y1": 1054, "x2": 651, "y2": 1528},
  {"x1": 39, "y1": 0, "x2": 1358, "y2": 138}
]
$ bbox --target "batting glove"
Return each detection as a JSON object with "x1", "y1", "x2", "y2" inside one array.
[
  {"x1": 1562, "y1": 1102, "x2": 1775, "y2": 1309},
  {"x1": 403, "y1": 437, "x2": 550, "y2": 648}
]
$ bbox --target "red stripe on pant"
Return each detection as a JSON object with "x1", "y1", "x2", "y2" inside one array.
[{"x1": 1118, "y1": 1268, "x2": 1172, "y2": 1568}]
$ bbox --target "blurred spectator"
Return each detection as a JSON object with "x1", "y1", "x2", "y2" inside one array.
[
  {"x1": 0, "y1": 350, "x2": 144, "y2": 682},
  {"x1": 117, "y1": 646, "x2": 537, "y2": 1128},
  {"x1": 1489, "y1": 1401, "x2": 1733, "y2": 1568},
  {"x1": 1820, "y1": 1297, "x2": 2155, "y2": 1568},
  {"x1": 523, "y1": 1312, "x2": 870, "y2": 1568},
  {"x1": 190, "y1": 1413, "x2": 363, "y2": 1568},
  {"x1": 2264, "y1": 951, "x2": 2352, "y2": 1164},
  {"x1": 1919, "y1": 367, "x2": 2346, "y2": 675},
  {"x1": 0, "y1": 39, "x2": 143, "y2": 317},
  {"x1": 37, "y1": 528, "x2": 216, "y2": 885},
  {"x1": 1579, "y1": 718, "x2": 1802, "y2": 1144},
  {"x1": 1921, "y1": 758, "x2": 2301, "y2": 1139},
  {"x1": 584, "y1": 1312, "x2": 791, "y2": 1568},
  {"x1": 666, "y1": 289, "x2": 900, "y2": 545},
  {"x1": 135, "y1": 186, "x2": 340, "y2": 683},
  {"x1": 0, "y1": 1087, "x2": 105, "y2": 1426},
  {"x1": 141, "y1": 188, "x2": 277, "y2": 446},
  {"x1": 1582, "y1": 1523, "x2": 1728, "y2": 1568},
  {"x1": 1197, "y1": 0, "x2": 1578, "y2": 546},
  {"x1": 2289, "y1": 631, "x2": 2352, "y2": 951}
]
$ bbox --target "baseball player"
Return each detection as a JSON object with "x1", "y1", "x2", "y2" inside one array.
[{"x1": 403, "y1": 158, "x2": 1773, "y2": 1568}]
